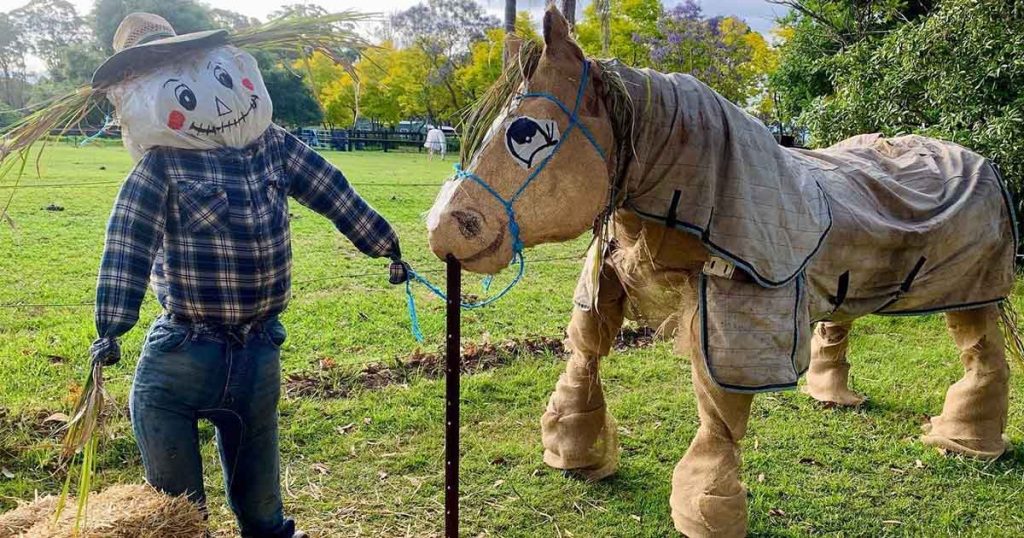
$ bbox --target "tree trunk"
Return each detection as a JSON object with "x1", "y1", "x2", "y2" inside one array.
[
  {"x1": 504, "y1": 0, "x2": 516, "y2": 34},
  {"x1": 561, "y1": 0, "x2": 577, "y2": 26}
]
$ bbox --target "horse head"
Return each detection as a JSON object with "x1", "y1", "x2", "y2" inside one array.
[{"x1": 427, "y1": 7, "x2": 615, "y2": 274}]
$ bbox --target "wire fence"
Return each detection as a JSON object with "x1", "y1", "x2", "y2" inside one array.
[{"x1": 0, "y1": 255, "x2": 585, "y2": 310}]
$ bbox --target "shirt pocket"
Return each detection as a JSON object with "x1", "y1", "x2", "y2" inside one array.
[{"x1": 178, "y1": 180, "x2": 230, "y2": 235}]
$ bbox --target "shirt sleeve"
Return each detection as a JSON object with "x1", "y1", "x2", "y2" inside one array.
[
  {"x1": 91, "y1": 151, "x2": 168, "y2": 363},
  {"x1": 282, "y1": 129, "x2": 401, "y2": 260}
]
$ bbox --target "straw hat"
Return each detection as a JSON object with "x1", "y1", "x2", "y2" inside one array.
[{"x1": 91, "y1": 12, "x2": 229, "y2": 88}]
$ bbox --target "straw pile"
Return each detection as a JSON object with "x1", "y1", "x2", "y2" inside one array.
[{"x1": 0, "y1": 485, "x2": 205, "y2": 538}]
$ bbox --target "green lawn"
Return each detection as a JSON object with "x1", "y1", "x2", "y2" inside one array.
[{"x1": 1, "y1": 145, "x2": 1023, "y2": 537}]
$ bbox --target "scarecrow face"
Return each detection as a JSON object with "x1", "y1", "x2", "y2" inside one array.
[{"x1": 109, "y1": 46, "x2": 273, "y2": 158}]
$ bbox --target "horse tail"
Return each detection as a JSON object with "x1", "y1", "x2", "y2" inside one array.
[{"x1": 998, "y1": 299, "x2": 1024, "y2": 368}]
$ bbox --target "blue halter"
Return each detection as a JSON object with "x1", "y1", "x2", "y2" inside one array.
[{"x1": 404, "y1": 60, "x2": 607, "y2": 341}]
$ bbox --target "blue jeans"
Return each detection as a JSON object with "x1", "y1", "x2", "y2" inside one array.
[{"x1": 130, "y1": 315, "x2": 295, "y2": 538}]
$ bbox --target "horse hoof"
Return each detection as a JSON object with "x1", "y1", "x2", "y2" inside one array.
[
  {"x1": 920, "y1": 422, "x2": 1010, "y2": 460},
  {"x1": 801, "y1": 385, "x2": 866, "y2": 407},
  {"x1": 545, "y1": 447, "x2": 618, "y2": 482}
]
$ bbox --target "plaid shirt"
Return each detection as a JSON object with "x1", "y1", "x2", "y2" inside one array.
[{"x1": 90, "y1": 125, "x2": 400, "y2": 363}]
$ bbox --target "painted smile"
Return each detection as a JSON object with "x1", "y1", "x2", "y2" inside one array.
[{"x1": 187, "y1": 95, "x2": 259, "y2": 136}]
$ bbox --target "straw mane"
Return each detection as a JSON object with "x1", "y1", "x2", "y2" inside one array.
[{"x1": 459, "y1": 43, "x2": 637, "y2": 200}]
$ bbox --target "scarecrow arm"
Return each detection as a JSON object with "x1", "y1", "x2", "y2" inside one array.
[
  {"x1": 281, "y1": 128, "x2": 401, "y2": 262},
  {"x1": 91, "y1": 152, "x2": 168, "y2": 366}
]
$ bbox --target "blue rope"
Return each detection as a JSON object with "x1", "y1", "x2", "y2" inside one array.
[
  {"x1": 403, "y1": 60, "x2": 603, "y2": 342},
  {"x1": 78, "y1": 115, "x2": 114, "y2": 147}
]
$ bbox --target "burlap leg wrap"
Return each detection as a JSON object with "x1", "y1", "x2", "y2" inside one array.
[
  {"x1": 803, "y1": 321, "x2": 866, "y2": 406},
  {"x1": 671, "y1": 355, "x2": 753, "y2": 537},
  {"x1": 921, "y1": 305, "x2": 1010, "y2": 460},
  {"x1": 542, "y1": 265, "x2": 625, "y2": 481}
]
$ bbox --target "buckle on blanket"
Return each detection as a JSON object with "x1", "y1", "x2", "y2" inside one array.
[{"x1": 702, "y1": 256, "x2": 736, "y2": 279}]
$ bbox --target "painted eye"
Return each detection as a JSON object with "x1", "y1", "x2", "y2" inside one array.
[
  {"x1": 214, "y1": 66, "x2": 233, "y2": 89},
  {"x1": 174, "y1": 83, "x2": 197, "y2": 111},
  {"x1": 505, "y1": 117, "x2": 559, "y2": 169}
]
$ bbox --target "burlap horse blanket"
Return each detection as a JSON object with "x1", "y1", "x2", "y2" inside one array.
[{"x1": 601, "y1": 63, "x2": 1017, "y2": 392}]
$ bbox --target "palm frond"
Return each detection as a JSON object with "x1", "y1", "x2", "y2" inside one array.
[{"x1": 54, "y1": 361, "x2": 109, "y2": 529}]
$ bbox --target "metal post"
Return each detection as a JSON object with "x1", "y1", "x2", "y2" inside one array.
[{"x1": 444, "y1": 254, "x2": 461, "y2": 538}]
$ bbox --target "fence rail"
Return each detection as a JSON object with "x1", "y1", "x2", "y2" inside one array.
[{"x1": 49, "y1": 127, "x2": 461, "y2": 153}]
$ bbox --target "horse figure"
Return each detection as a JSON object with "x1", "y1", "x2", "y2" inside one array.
[{"x1": 427, "y1": 8, "x2": 1018, "y2": 536}]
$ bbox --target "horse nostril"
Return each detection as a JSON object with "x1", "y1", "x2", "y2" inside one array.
[{"x1": 451, "y1": 210, "x2": 483, "y2": 239}]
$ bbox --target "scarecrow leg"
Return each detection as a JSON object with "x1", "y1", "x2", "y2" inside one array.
[
  {"x1": 803, "y1": 320, "x2": 866, "y2": 406},
  {"x1": 541, "y1": 265, "x2": 625, "y2": 482},
  {"x1": 921, "y1": 304, "x2": 1010, "y2": 460},
  {"x1": 670, "y1": 353, "x2": 753, "y2": 538}
]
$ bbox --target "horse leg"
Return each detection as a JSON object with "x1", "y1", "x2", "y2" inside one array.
[
  {"x1": 803, "y1": 320, "x2": 866, "y2": 406},
  {"x1": 670, "y1": 350, "x2": 753, "y2": 537},
  {"x1": 921, "y1": 304, "x2": 1010, "y2": 459},
  {"x1": 541, "y1": 265, "x2": 625, "y2": 481}
]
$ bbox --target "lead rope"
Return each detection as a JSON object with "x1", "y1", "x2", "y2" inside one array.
[{"x1": 402, "y1": 60, "x2": 603, "y2": 342}]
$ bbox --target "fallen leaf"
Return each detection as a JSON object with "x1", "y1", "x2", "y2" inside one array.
[
  {"x1": 493, "y1": 479, "x2": 505, "y2": 488},
  {"x1": 311, "y1": 463, "x2": 330, "y2": 475},
  {"x1": 769, "y1": 508, "x2": 786, "y2": 517},
  {"x1": 1, "y1": 467, "x2": 14, "y2": 479},
  {"x1": 319, "y1": 357, "x2": 337, "y2": 370},
  {"x1": 43, "y1": 413, "x2": 70, "y2": 424},
  {"x1": 336, "y1": 423, "x2": 355, "y2": 434}
]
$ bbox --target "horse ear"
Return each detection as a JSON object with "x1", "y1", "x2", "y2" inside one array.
[{"x1": 543, "y1": 5, "x2": 570, "y2": 46}]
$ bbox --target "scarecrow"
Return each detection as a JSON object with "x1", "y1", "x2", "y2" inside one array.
[{"x1": 1, "y1": 11, "x2": 409, "y2": 538}]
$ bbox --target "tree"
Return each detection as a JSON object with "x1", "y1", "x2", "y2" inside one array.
[
  {"x1": 641, "y1": 2, "x2": 775, "y2": 106},
  {"x1": 390, "y1": 0, "x2": 500, "y2": 119},
  {"x1": 10, "y1": 0, "x2": 87, "y2": 73},
  {"x1": 576, "y1": 0, "x2": 660, "y2": 65},
  {"x1": 0, "y1": 12, "x2": 29, "y2": 108},
  {"x1": 459, "y1": 12, "x2": 541, "y2": 102},
  {"x1": 260, "y1": 67, "x2": 323, "y2": 128}
]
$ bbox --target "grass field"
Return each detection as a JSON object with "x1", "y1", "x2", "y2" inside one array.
[{"x1": 2, "y1": 144, "x2": 1024, "y2": 537}]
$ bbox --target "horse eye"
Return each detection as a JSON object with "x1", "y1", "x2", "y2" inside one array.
[
  {"x1": 173, "y1": 83, "x2": 197, "y2": 111},
  {"x1": 214, "y1": 66, "x2": 233, "y2": 89}
]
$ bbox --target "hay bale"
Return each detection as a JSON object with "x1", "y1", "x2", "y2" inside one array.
[
  {"x1": 0, "y1": 495, "x2": 59, "y2": 537},
  {"x1": 1, "y1": 484, "x2": 205, "y2": 538}
]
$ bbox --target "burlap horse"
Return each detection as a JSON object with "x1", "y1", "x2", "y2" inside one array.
[{"x1": 427, "y1": 8, "x2": 1018, "y2": 536}]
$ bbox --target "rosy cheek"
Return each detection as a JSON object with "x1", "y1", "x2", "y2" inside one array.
[
  {"x1": 167, "y1": 110, "x2": 185, "y2": 130},
  {"x1": 242, "y1": 78, "x2": 254, "y2": 91}
]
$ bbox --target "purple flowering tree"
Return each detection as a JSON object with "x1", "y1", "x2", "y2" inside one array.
[{"x1": 644, "y1": 0, "x2": 757, "y2": 104}]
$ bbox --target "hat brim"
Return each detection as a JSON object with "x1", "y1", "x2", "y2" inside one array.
[{"x1": 91, "y1": 29, "x2": 230, "y2": 89}]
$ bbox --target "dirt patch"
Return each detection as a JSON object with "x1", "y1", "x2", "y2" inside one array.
[{"x1": 285, "y1": 326, "x2": 655, "y2": 399}]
